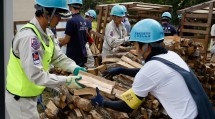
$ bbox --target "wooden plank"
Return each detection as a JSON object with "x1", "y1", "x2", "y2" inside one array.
[
  {"x1": 185, "y1": 13, "x2": 208, "y2": 19},
  {"x1": 121, "y1": 56, "x2": 143, "y2": 68},
  {"x1": 91, "y1": 30, "x2": 104, "y2": 39},
  {"x1": 96, "y1": 7, "x2": 103, "y2": 33},
  {"x1": 74, "y1": 88, "x2": 96, "y2": 96},
  {"x1": 116, "y1": 60, "x2": 135, "y2": 68},
  {"x1": 183, "y1": 22, "x2": 209, "y2": 27},
  {"x1": 205, "y1": 2, "x2": 214, "y2": 54},
  {"x1": 181, "y1": 29, "x2": 208, "y2": 35},
  {"x1": 78, "y1": 71, "x2": 115, "y2": 94},
  {"x1": 102, "y1": 58, "x2": 121, "y2": 64},
  {"x1": 102, "y1": 5, "x2": 110, "y2": 35}
]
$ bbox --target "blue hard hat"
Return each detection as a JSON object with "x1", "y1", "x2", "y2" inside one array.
[
  {"x1": 110, "y1": 5, "x2": 125, "y2": 17},
  {"x1": 129, "y1": 19, "x2": 164, "y2": 43},
  {"x1": 86, "y1": 10, "x2": 97, "y2": 19},
  {"x1": 68, "y1": 0, "x2": 82, "y2": 5},
  {"x1": 121, "y1": 5, "x2": 127, "y2": 13},
  {"x1": 178, "y1": 14, "x2": 182, "y2": 19},
  {"x1": 35, "y1": 0, "x2": 68, "y2": 11},
  {"x1": 162, "y1": 12, "x2": 172, "y2": 19}
]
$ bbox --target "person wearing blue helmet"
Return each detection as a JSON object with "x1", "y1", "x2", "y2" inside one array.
[
  {"x1": 161, "y1": 12, "x2": 177, "y2": 36},
  {"x1": 91, "y1": 19, "x2": 215, "y2": 119},
  {"x1": 5, "y1": 0, "x2": 87, "y2": 119},
  {"x1": 84, "y1": 9, "x2": 97, "y2": 68},
  {"x1": 102, "y1": 4, "x2": 130, "y2": 59},
  {"x1": 59, "y1": 0, "x2": 88, "y2": 67},
  {"x1": 121, "y1": 5, "x2": 131, "y2": 35}
]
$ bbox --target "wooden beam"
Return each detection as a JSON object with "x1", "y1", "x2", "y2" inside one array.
[
  {"x1": 185, "y1": 13, "x2": 208, "y2": 19},
  {"x1": 177, "y1": 0, "x2": 215, "y2": 14},
  {"x1": 181, "y1": 29, "x2": 208, "y2": 35},
  {"x1": 183, "y1": 22, "x2": 209, "y2": 27}
]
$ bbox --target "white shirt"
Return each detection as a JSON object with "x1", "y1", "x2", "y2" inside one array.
[{"x1": 132, "y1": 51, "x2": 197, "y2": 119}]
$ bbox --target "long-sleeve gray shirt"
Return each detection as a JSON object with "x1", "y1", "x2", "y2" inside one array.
[{"x1": 12, "y1": 17, "x2": 79, "y2": 88}]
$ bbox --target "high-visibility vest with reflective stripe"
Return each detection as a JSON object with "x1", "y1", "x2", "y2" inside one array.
[{"x1": 6, "y1": 23, "x2": 54, "y2": 97}]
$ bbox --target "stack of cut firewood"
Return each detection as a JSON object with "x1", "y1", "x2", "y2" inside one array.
[
  {"x1": 42, "y1": 38, "x2": 214, "y2": 118},
  {"x1": 40, "y1": 69, "x2": 168, "y2": 119}
]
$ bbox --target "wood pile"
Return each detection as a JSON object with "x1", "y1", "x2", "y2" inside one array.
[{"x1": 41, "y1": 37, "x2": 215, "y2": 119}]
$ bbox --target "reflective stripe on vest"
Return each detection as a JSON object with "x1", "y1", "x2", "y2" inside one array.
[{"x1": 6, "y1": 23, "x2": 54, "y2": 97}]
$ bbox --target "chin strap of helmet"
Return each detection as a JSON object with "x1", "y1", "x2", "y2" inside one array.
[{"x1": 42, "y1": 7, "x2": 56, "y2": 28}]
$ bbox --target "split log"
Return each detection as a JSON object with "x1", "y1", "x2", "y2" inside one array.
[
  {"x1": 46, "y1": 101, "x2": 59, "y2": 116},
  {"x1": 102, "y1": 58, "x2": 121, "y2": 64},
  {"x1": 78, "y1": 71, "x2": 115, "y2": 94},
  {"x1": 72, "y1": 96, "x2": 93, "y2": 112},
  {"x1": 89, "y1": 110, "x2": 104, "y2": 119},
  {"x1": 121, "y1": 56, "x2": 143, "y2": 68},
  {"x1": 74, "y1": 108, "x2": 83, "y2": 119},
  {"x1": 116, "y1": 61, "x2": 135, "y2": 68},
  {"x1": 74, "y1": 88, "x2": 96, "y2": 96}
]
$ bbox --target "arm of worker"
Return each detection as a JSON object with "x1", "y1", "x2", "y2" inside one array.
[
  {"x1": 13, "y1": 32, "x2": 67, "y2": 88},
  {"x1": 92, "y1": 67, "x2": 155, "y2": 112},
  {"x1": 91, "y1": 87, "x2": 144, "y2": 113},
  {"x1": 51, "y1": 38, "x2": 79, "y2": 74},
  {"x1": 103, "y1": 67, "x2": 140, "y2": 79},
  {"x1": 105, "y1": 27, "x2": 129, "y2": 48},
  {"x1": 59, "y1": 34, "x2": 71, "y2": 46}
]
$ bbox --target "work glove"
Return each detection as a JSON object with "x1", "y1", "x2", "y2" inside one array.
[
  {"x1": 91, "y1": 87, "x2": 105, "y2": 106},
  {"x1": 102, "y1": 67, "x2": 123, "y2": 79},
  {"x1": 73, "y1": 67, "x2": 87, "y2": 75},
  {"x1": 66, "y1": 76, "x2": 84, "y2": 89}
]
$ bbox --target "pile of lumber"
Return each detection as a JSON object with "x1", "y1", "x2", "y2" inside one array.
[
  {"x1": 40, "y1": 69, "x2": 168, "y2": 119},
  {"x1": 43, "y1": 37, "x2": 214, "y2": 119}
]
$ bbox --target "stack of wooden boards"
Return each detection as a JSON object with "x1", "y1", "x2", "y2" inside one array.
[{"x1": 41, "y1": 37, "x2": 214, "y2": 119}]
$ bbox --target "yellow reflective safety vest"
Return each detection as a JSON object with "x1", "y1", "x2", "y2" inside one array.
[{"x1": 6, "y1": 23, "x2": 54, "y2": 97}]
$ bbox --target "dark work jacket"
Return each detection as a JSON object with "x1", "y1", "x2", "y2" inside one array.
[{"x1": 150, "y1": 57, "x2": 215, "y2": 119}]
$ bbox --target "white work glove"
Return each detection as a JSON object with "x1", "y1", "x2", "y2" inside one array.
[{"x1": 65, "y1": 76, "x2": 84, "y2": 89}]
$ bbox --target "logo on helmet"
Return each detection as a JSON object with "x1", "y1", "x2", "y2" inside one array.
[{"x1": 135, "y1": 32, "x2": 151, "y2": 38}]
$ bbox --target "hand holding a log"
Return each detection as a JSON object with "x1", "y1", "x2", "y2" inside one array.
[
  {"x1": 91, "y1": 87, "x2": 105, "y2": 106},
  {"x1": 66, "y1": 76, "x2": 84, "y2": 89}
]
